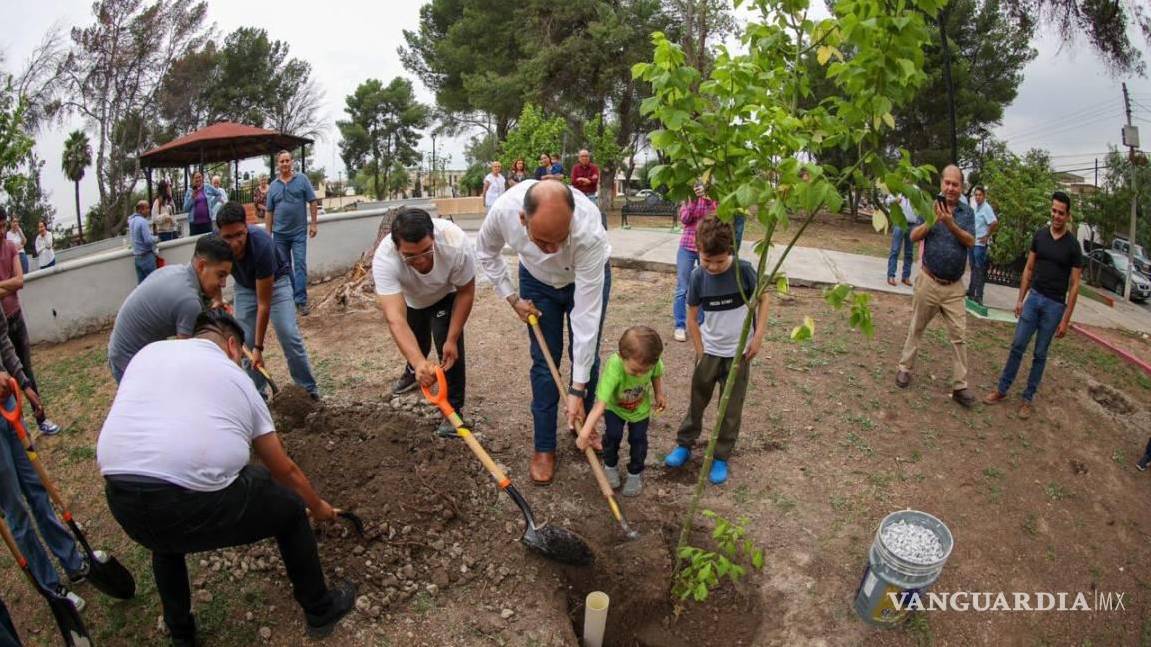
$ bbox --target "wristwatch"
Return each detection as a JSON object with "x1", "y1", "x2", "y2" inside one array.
[{"x1": 567, "y1": 386, "x2": 587, "y2": 398}]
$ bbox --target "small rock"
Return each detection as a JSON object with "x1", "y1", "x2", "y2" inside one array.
[
  {"x1": 369, "y1": 605, "x2": 382, "y2": 619},
  {"x1": 352, "y1": 545, "x2": 366, "y2": 556},
  {"x1": 500, "y1": 608, "x2": 514, "y2": 620},
  {"x1": 245, "y1": 611, "x2": 254, "y2": 622},
  {"x1": 356, "y1": 595, "x2": 372, "y2": 614},
  {"x1": 195, "y1": 590, "x2": 213, "y2": 604},
  {"x1": 426, "y1": 584, "x2": 439, "y2": 595},
  {"x1": 382, "y1": 574, "x2": 399, "y2": 588},
  {"x1": 259, "y1": 626, "x2": 272, "y2": 640}
]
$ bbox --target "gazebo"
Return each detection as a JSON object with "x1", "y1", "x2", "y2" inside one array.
[{"x1": 138, "y1": 121, "x2": 314, "y2": 206}]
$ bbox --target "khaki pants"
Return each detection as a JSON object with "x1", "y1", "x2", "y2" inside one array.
[{"x1": 898, "y1": 272, "x2": 968, "y2": 390}]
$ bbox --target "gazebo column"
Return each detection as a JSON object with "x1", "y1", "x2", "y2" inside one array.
[{"x1": 145, "y1": 168, "x2": 154, "y2": 207}]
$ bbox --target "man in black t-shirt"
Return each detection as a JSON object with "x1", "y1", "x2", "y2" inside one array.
[
  {"x1": 216, "y1": 202, "x2": 319, "y2": 399},
  {"x1": 984, "y1": 191, "x2": 1083, "y2": 419}
]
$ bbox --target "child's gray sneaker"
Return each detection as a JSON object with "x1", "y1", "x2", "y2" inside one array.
[
  {"x1": 603, "y1": 463, "x2": 621, "y2": 489},
  {"x1": 622, "y1": 471, "x2": 643, "y2": 497}
]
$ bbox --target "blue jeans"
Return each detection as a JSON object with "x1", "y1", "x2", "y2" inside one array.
[
  {"x1": 234, "y1": 275, "x2": 318, "y2": 395},
  {"x1": 997, "y1": 291, "x2": 1065, "y2": 402},
  {"x1": 520, "y1": 263, "x2": 611, "y2": 452},
  {"x1": 674, "y1": 247, "x2": 699, "y2": 329},
  {"x1": 0, "y1": 397, "x2": 84, "y2": 590},
  {"x1": 158, "y1": 231, "x2": 179, "y2": 242},
  {"x1": 135, "y1": 253, "x2": 157, "y2": 284},
  {"x1": 967, "y1": 245, "x2": 989, "y2": 302},
  {"x1": 274, "y1": 230, "x2": 309, "y2": 306},
  {"x1": 603, "y1": 410, "x2": 649, "y2": 475},
  {"x1": 17, "y1": 253, "x2": 28, "y2": 274},
  {"x1": 887, "y1": 226, "x2": 914, "y2": 280}
]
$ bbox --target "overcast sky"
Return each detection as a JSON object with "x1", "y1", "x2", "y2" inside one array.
[{"x1": 4, "y1": 0, "x2": 1150, "y2": 223}]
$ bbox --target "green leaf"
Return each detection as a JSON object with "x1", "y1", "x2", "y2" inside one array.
[
  {"x1": 752, "y1": 550, "x2": 765, "y2": 570},
  {"x1": 790, "y1": 316, "x2": 815, "y2": 342},
  {"x1": 871, "y1": 208, "x2": 888, "y2": 233},
  {"x1": 817, "y1": 46, "x2": 832, "y2": 66},
  {"x1": 776, "y1": 274, "x2": 790, "y2": 296},
  {"x1": 882, "y1": 112, "x2": 895, "y2": 129}
]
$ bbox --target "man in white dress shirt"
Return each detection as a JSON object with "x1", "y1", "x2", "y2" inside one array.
[
  {"x1": 475, "y1": 179, "x2": 611, "y2": 485},
  {"x1": 375, "y1": 207, "x2": 476, "y2": 437}
]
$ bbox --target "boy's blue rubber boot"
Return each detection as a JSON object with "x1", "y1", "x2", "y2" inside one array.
[
  {"x1": 709, "y1": 459, "x2": 729, "y2": 485},
  {"x1": 665, "y1": 446, "x2": 691, "y2": 468}
]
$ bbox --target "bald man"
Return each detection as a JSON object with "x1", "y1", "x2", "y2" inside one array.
[
  {"x1": 475, "y1": 179, "x2": 611, "y2": 485},
  {"x1": 896, "y1": 165, "x2": 978, "y2": 407}
]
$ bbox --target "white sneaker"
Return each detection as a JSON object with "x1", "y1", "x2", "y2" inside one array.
[
  {"x1": 673, "y1": 328, "x2": 686, "y2": 342},
  {"x1": 622, "y1": 472, "x2": 643, "y2": 497},
  {"x1": 39, "y1": 419, "x2": 62, "y2": 435},
  {"x1": 56, "y1": 586, "x2": 85, "y2": 613}
]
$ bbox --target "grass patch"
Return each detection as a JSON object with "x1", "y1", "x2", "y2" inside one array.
[
  {"x1": 1044, "y1": 482, "x2": 1072, "y2": 501},
  {"x1": 65, "y1": 445, "x2": 97, "y2": 464},
  {"x1": 1022, "y1": 513, "x2": 1039, "y2": 537}
]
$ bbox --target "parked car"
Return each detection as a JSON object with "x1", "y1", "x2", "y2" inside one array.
[
  {"x1": 1087, "y1": 249, "x2": 1151, "y2": 302},
  {"x1": 1111, "y1": 237, "x2": 1151, "y2": 275}
]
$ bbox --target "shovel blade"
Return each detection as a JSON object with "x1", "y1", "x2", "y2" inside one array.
[
  {"x1": 522, "y1": 524, "x2": 595, "y2": 566},
  {"x1": 337, "y1": 510, "x2": 365, "y2": 536},
  {"x1": 46, "y1": 589, "x2": 92, "y2": 647},
  {"x1": 86, "y1": 553, "x2": 136, "y2": 599}
]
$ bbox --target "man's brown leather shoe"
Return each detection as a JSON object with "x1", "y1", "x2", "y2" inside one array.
[
  {"x1": 983, "y1": 391, "x2": 1007, "y2": 405},
  {"x1": 530, "y1": 451, "x2": 556, "y2": 486}
]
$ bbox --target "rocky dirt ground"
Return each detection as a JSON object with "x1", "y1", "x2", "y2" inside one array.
[{"x1": 3, "y1": 268, "x2": 1151, "y2": 646}]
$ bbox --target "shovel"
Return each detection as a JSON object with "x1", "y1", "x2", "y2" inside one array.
[
  {"x1": 1, "y1": 378, "x2": 137, "y2": 600},
  {"x1": 0, "y1": 512, "x2": 92, "y2": 646},
  {"x1": 242, "y1": 346, "x2": 279, "y2": 396},
  {"x1": 421, "y1": 367, "x2": 593, "y2": 566},
  {"x1": 527, "y1": 315, "x2": 640, "y2": 540}
]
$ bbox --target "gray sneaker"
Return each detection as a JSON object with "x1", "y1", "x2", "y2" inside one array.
[
  {"x1": 622, "y1": 471, "x2": 643, "y2": 497},
  {"x1": 603, "y1": 464, "x2": 621, "y2": 489}
]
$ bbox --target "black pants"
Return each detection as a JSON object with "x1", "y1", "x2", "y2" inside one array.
[
  {"x1": 0, "y1": 596, "x2": 19, "y2": 646},
  {"x1": 603, "y1": 410, "x2": 649, "y2": 475},
  {"x1": 188, "y1": 221, "x2": 212, "y2": 236},
  {"x1": 104, "y1": 466, "x2": 333, "y2": 639},
  {"x1": 6, "y1": 310, "x2": 35, "y2": 393},
  {"x1": 404, "y1": 292, "x2": 466, "y2": 413}
]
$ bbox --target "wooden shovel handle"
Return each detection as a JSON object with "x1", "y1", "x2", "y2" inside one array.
[
  {"x1": 584, "y1": 446, "x2": 615, "y2": 498},
  {"x1": 459, "y1": 429, "x2": 511, "y2": 489},
  {"x1": 0, "y1": 383, "x2": 73, "y2": 520}
]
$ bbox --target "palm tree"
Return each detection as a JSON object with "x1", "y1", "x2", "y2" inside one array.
[{"x1": 61, "y1": 130, "x2": 92, "y2": 243}]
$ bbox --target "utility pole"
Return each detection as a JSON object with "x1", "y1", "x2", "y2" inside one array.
[{"x1": 1121, "y1": 83, "x2": 1140, "y2": 301}]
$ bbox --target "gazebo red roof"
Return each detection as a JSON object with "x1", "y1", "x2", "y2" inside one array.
[{"x1": 139, "y1": 122, "x2": 313, "y2": 168}]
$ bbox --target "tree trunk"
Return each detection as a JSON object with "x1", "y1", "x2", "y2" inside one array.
[{"x1": 74, "y1": 180, "x2": 84, "y2": 243}]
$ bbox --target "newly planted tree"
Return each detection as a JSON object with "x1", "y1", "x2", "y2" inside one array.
[{"x1": 633, "y1": 0, "x2": 945, "y2": 597}]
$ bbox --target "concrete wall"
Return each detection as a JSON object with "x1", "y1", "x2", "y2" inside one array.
[{"x1": 22, "y1": 208, "x2": 394, "y2": 344}]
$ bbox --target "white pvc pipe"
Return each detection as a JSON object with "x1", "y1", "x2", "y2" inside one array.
[{"x1": 583, "y1": 591, "x2": 610, "y2": 647}]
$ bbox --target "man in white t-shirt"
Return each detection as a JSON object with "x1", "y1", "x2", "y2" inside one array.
[
  {"x1": 97, "y1": 309, "x2": 355, "y2": 645},
  {"x1": 375, "y1": 207, "x2": 476, "y2": 436},
  {"x1": 475, "y1": 179, "x2": 611, "y2": 485}
]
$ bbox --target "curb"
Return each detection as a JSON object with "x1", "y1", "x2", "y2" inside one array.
[{"x1": 1071, "y1": 324, "x2": 1151, "y2": 377}]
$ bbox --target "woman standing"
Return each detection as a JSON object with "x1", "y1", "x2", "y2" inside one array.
[
  {"x1": 34, "y1": 221, "x2": 55, "y2": 269},
  {"x1": 182, "y1": 171, "x2": 223, "y2": 235},
  {"x1": 672, "y1": 183, "x2": 716, "y2": 342},
  {"x1": 482, "y1": 160, "x2": 507, "y2": 210},
  {"x1": 253, "y1": 175, "x2": 269, "y2": 221},
  {"x1": 6, "y1": 220, "x2": 27, "y2": 274},
  {"x1": 152, "y1": 180, "x2": 178, "y2": 242},
  {"x1": 507, "y1": 159, "x2": 529, "y2": 187}
]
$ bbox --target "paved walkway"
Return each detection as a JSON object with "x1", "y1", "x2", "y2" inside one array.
[{"x1": 455, "y1": 216, "x2": 1151, "y2": 334}]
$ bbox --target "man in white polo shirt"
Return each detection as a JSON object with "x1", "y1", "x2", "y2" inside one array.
[
  {"x1": 375, "y1": 207, "x2": 476, "y2": 437},
  {"x1": 475, "y1": 179, "x2": 611, "y2": 485},
  {"x1": 97, "y1": 310, "x2": 355, "y2": 645}
]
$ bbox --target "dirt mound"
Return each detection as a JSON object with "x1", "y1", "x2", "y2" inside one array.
[
  {"x1": 1087, "y1": 381, "x2": 1137, "y2": 415},
  {"x1": 270, "y1": 384, "x2": 318, "y2": 430}
]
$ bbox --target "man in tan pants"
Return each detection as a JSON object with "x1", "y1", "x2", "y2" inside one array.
[{"x1": 895, "y1": 165, "x2": 978, "y2": 407}]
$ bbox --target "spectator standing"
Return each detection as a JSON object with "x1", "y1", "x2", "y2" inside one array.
[
  {"x1": 507, "y1": 159, "x2": 529, "y2": 187},
  {"x1": 34, "y1": 221, "x2": 55, "y2": 269},
  {"x1": 0, "y1": 208, "x2": 61, "y2": 434},
  {"x1": 886, "y1": 194, "x2": 920, "y2": 287},
  {"x1": 983, "y1": 191, "x2": 1082, "y2": 418},
  {"x1": 129, "y1": 200, "x2": 159, "y2": 285},
  {"x1": 571, "y1": 150, "x2": 600, "y2": 206},
  {"x1": 152, "y1": 180, "x2": 178, "y2": 242},
  {"x1": 673, "y1": 183, "x2": 716, "y2": 342},
  {"x1": 210, "y1": 175, "x2": 229, "y2": 221},
  {"x1": 894, "y1": 165, "x2": 977, "y2": 407},
  {"x1": 482, "y1": 161, "x2": 507, "y2": 211},
  {"x1": 6, "y1": 220, "x2": 27, "y2": 274},
  {"x1": 533, "y1": 154, "x2": 552, "y2": 181},
  {"x1": 183, "y1": 171, "x2": 224, "y2": 236},
  {"x1": 966, "y1": 185, "x2": 998, "y2": 304},
  {"x1": 548, "y1": 153, "x2": 565, "y2": 180},
  {"x1": 254, "y1": 175, "x2": 269, "y2": 221},
  {"x1": 266, "y1": 150, "x2": 319, "y2": 316}
]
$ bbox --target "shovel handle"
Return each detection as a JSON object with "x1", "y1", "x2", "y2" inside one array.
[
  {"x1": 1, "y1": 379, "x2": 73, "y2": 522},
  {"x1": 528, "y1": 316, "x2": 567, "y2": 403},
  {"x1": 242, "y1": 346, "x2": 279, "y2": 394},
  {"x1": 422, "y1": 367, "x2": 507, "y2": 488}
]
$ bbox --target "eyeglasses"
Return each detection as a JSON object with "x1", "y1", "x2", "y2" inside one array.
[{"x1": 401, "y1": 246, "x2": 434, "y2": 264}]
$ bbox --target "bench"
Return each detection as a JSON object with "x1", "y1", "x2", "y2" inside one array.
[{"x1": 621, "y1": 195, "x2": 679, "y2": 229}]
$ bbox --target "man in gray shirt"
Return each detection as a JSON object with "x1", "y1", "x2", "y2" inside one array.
[{"x1": 107, "y1": 235, "x2": 233, "y2": 382}]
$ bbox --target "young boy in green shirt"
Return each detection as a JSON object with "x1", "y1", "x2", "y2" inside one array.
[{"x1": 576, "y1": 326, "x2": 667, "y2": 496}]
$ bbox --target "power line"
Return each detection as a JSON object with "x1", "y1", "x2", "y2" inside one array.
[
  {"x1": 1006, "y1": 108, "x2": 1126, "y2": 146},
  {"x1": 997, "y1": 99, "x2": 1124, "y2": 141}
]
